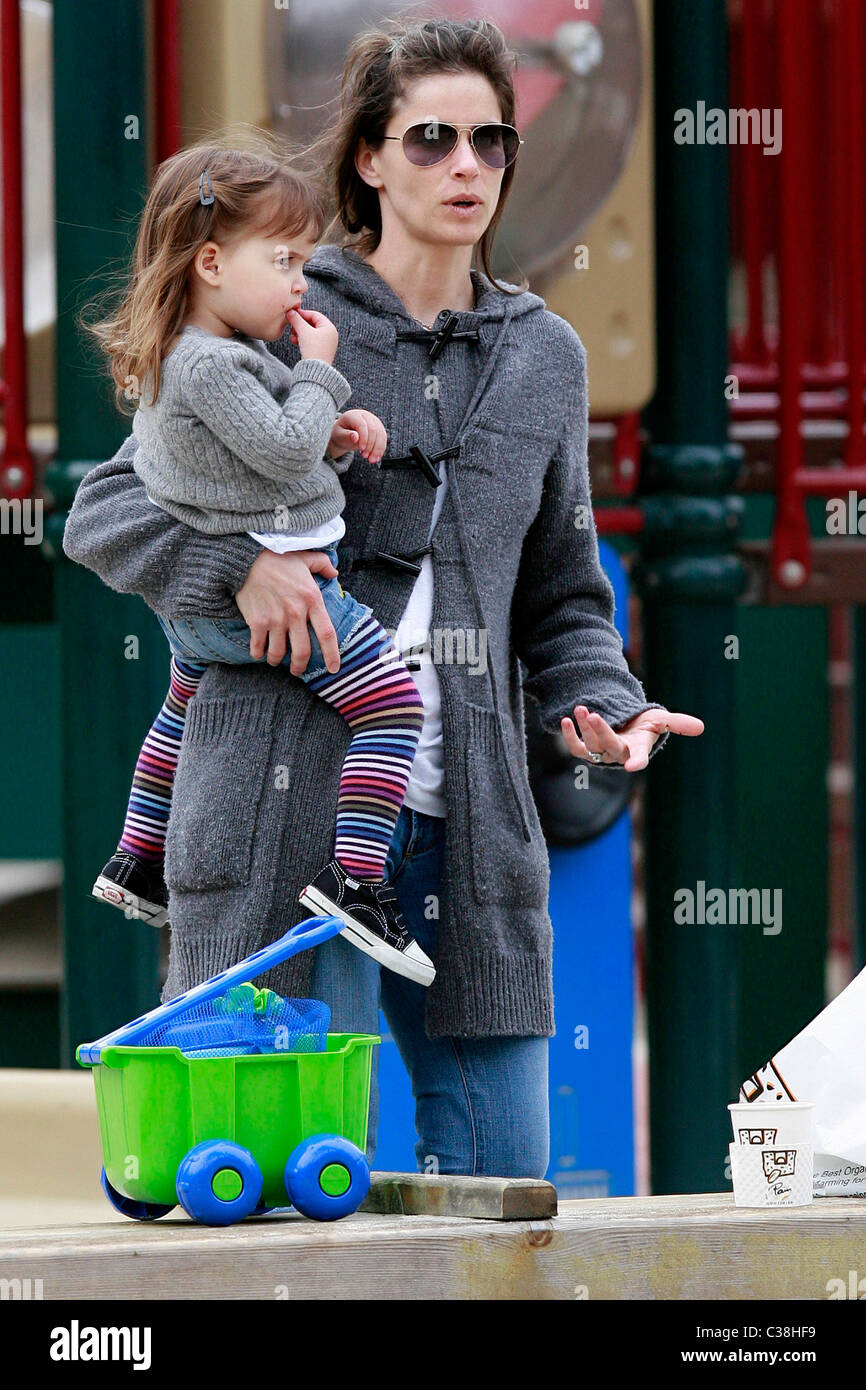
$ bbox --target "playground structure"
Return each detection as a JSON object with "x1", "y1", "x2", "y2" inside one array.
[{"x1": 0, "y1": 0, "x2": 864, "y2": 1245}]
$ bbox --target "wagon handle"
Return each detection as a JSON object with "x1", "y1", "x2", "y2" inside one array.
[{"x1": 76, "y1": 915, "x2": 345, "y2": 1065}]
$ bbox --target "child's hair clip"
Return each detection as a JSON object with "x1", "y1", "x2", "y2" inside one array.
[{"x1": 199, "y1": 169, "x2": 215, "y2": 206}]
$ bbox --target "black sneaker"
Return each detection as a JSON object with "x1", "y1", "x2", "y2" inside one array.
[
  {"x1": 298, "y1": 859, "x2": 435, "y2": 987},
  {"x1": 92, "y1": 852, "x2": 169, "y2": 928}
]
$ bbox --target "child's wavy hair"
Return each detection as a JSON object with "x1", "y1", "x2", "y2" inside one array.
[
  {"x1": 295, "y1": 11, "x2": 526, "y2": 295},
  {"x1": 81, "y1": 127, "x2": 326, "y2": 414}
]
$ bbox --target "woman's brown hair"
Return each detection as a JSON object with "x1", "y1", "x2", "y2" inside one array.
[
  {"x1": 297, "y1": 12, "x2": 526, "y2": 295},
  {"x1": 80, "y1": 127, "x2": 327, "y2": 413}
]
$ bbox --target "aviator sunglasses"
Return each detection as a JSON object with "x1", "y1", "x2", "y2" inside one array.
[{"x1": 381, "y1": 120, "x2": 524, "y2": 170}]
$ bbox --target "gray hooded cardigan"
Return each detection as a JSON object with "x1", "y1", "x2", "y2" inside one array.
[{"x1": 62, "y1": 243, "x2": 670, "y2": 1038}]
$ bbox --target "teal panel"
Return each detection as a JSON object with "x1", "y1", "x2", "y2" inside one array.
[
  {"x1": 0, "y1": 991, "x2": 60, "y2": 1069},
  {"x1": 0, "y1": 623, "x2": 62, "y2": 857},
  {"x1": 733, "y1": 604, "x2": 828, "y2": 1078}
]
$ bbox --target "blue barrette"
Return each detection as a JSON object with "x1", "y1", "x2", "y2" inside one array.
[{"x1": 198, "y1": 169, "x2": 214, "y2": 206}]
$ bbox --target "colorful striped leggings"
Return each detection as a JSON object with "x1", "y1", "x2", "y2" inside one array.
[{"x1": 117, "y1": 610, "x2": 425, "y2": 882}]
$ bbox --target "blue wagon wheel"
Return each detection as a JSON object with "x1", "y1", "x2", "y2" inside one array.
[
  {"x1": 100, "y1": 1167, "x2": 175, "y2": 1221},
  {"x1": 284, "y1": 1133, "x2": 370, "y2": 1221},
  {"x1": 175, "y1": 1140, "x2": 263, "y2": 1226}
]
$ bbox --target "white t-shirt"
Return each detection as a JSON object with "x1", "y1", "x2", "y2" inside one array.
[
  {"x1": 247, "y1": 513, "x2": 345, "y2": 553},
  {"x1": 393, "y1": 460, "x2": 448, "y2": 819}
]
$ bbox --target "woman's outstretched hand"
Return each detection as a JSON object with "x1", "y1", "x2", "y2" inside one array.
[
  {"x1": 234, "y1": 548, "x2": 341, "y2": 674},
  {"x1": 560, "y1": 704, "x2": 704, "y2": 773}
]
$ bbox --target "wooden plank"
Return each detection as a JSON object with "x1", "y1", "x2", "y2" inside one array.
[
  {"x1": 358, "y1": 1172, "x2": 557, "y2": 1220},
  {"x1": 0, "y1": 1070, "x2": 104, "y2": 1203},
  {"x1": 2, "y1": 1194, "x2": 865, "y2": 1300}
]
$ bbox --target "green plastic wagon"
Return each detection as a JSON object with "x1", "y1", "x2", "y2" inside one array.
[{"x1": 76, "y1": 917, "x2": 380, "y2": 1225}]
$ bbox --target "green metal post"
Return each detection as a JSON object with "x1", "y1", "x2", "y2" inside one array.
[
  {"x1": 634, "y1": 0, "x2": 747, "y2": 1193},
  {"x1": 47, "y1": 0, "x2": 160, "y2": 1063}
]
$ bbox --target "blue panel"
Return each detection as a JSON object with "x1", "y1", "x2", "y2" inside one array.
[
  {"x1": 547, "y1": 539, "x2": 635, "y2": 1196},
  {"x1": 547, "y1": 814, "x2": 635, "y2": 1197},
  {"x1": 372, "y1": 1012, "x2": 418, "y2": 1173}
]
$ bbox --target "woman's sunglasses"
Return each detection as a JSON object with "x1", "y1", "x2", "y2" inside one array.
[{"x1": 381, "y1": 121, "x2": 523, "y2": 170}]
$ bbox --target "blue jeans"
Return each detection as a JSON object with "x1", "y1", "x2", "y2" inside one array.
[
  {"x1": 309, "y1": 804, "x2": 551, "y2": 1178},
  {"x1": 154, "y1": 544, "x2": 373, "y2": 681}
]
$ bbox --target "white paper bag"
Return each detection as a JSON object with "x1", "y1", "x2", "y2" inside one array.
[{"x1": 737, "y1": 962, "x2": 866, "y2": 1196}]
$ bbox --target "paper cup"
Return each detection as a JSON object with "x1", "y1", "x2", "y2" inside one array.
[
  {"x1": 729, "y1": 1142, "x2": 814, "y2": 1207},
  {"x1": 728, "y1": 1100, "x2": 815, "y2": 1149}
]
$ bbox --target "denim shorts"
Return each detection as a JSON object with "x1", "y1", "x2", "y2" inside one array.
[{"x1": 155, "y1": 544, "x2": 374, "y2": 682}]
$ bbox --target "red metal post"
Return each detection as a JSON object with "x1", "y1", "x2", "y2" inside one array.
[
  {"x1": 839, "y1": 0, "x2": 865, "y2": 474},
  {"x1": 738, "y1": 0, "x2": 773, "y2": 368},
  {"x1": 594, "y1": 507, "x2": 644, "y2": 536},
  {"x1": 0, "y1": 0, "x2": 34, "y2": 498},
  {"x1": 152, "y1": 0, "x2": 182, "y2": 163},
  {"x1": 772, "y1": 0, "x2": 813, "y2": 587}
]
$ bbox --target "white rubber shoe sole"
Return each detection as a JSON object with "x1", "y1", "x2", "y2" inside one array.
[
  {"x1": 91, "y1": 876, "x2": 169, "y2": 928},
  {"x1": 298, "y1": 885, "x2": 435, "y2": 987}
]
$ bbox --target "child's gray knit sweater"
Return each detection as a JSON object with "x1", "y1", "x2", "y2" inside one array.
[{"x1": 131, "y1": 324, "x2": 353, "y2": 535}]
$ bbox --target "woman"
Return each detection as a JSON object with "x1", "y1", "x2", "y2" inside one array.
[{"x1": 63, "y1": 16, "x2": 702, "y2": 1177}]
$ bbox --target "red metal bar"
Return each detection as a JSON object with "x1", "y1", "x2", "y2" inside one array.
[
  {"x1": 152, "y1": 0, "x2": 182, "y2": 164},
  {"x1": 739, "y1": 0, "x2": 773, "y2": 365},
  {"x1": 0, "y1": 0, "x2": 34, "y2": 499},
  {"x1": 729, "y1": 386, "x2": 861, "y2": 420},
  {"x1": 611, "y1": 411, "x2": 641, "y2": 496},
  {"x1": 794, "y1": 468, "x2": 866, "y2": 495},
  {"x1": 813, "y1": 0, "x2": 839, "y2": 369},
  {"x1": 594, "y1": 507, "x2": 644, "y2": 536},
  {"x1": 729, "y1": 0, "x2": 777, "y2": 368},
  {"x1": 771, "y1": 0, "x2": 813, "y2": 587},
  {"x1": 797, "y1": 0, "x2": 822, "y2": 374},
  {"x1": 840, "y1": 0, "x2": 865, "y2": 474},
  {"x1": 828, "y1": 0, "x2": 850, "y2": 377}
]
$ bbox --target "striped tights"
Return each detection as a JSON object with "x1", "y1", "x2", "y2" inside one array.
[{"x1": 117, "y1": 616, "x2": 425, "y2": 882}]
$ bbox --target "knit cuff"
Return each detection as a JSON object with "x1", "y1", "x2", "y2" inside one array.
[
  {"x1": 327, "y1": 448, "x2": 355, "y2": 476},
  {"x1": 291, "y1": 357, "x2": 352, "y2": 411},
  {"x1": 181, "y1": 532, "x2": 263, "y2": 613}
]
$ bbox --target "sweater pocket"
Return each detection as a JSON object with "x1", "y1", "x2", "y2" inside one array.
[
  {"x1": 463, "y1": 702, "x2": 549, "y2": 907},
  {"x1": 164, "y1": 691, "x2": 280, "y2": 891}
]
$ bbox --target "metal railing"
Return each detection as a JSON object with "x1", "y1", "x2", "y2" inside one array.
[{"x1": 728, "y1": 0, "x2": 866, "y2": 586}]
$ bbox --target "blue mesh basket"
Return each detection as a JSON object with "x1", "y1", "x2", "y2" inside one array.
[
  {"x1": 136, "y1": 983, "x2": 330, "y2": 1057},
  {"x1": 77, "y1": 917, "x2": 343, "y2": 1065}
]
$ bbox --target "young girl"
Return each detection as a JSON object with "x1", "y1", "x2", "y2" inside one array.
[{"x1": 84, "y1": 139, "x2": 434, "y2": 987}]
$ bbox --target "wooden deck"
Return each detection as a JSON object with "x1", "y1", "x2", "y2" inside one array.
[{"x1": 2, "y1": 1192, "x2": 864, "y2": 1300}]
